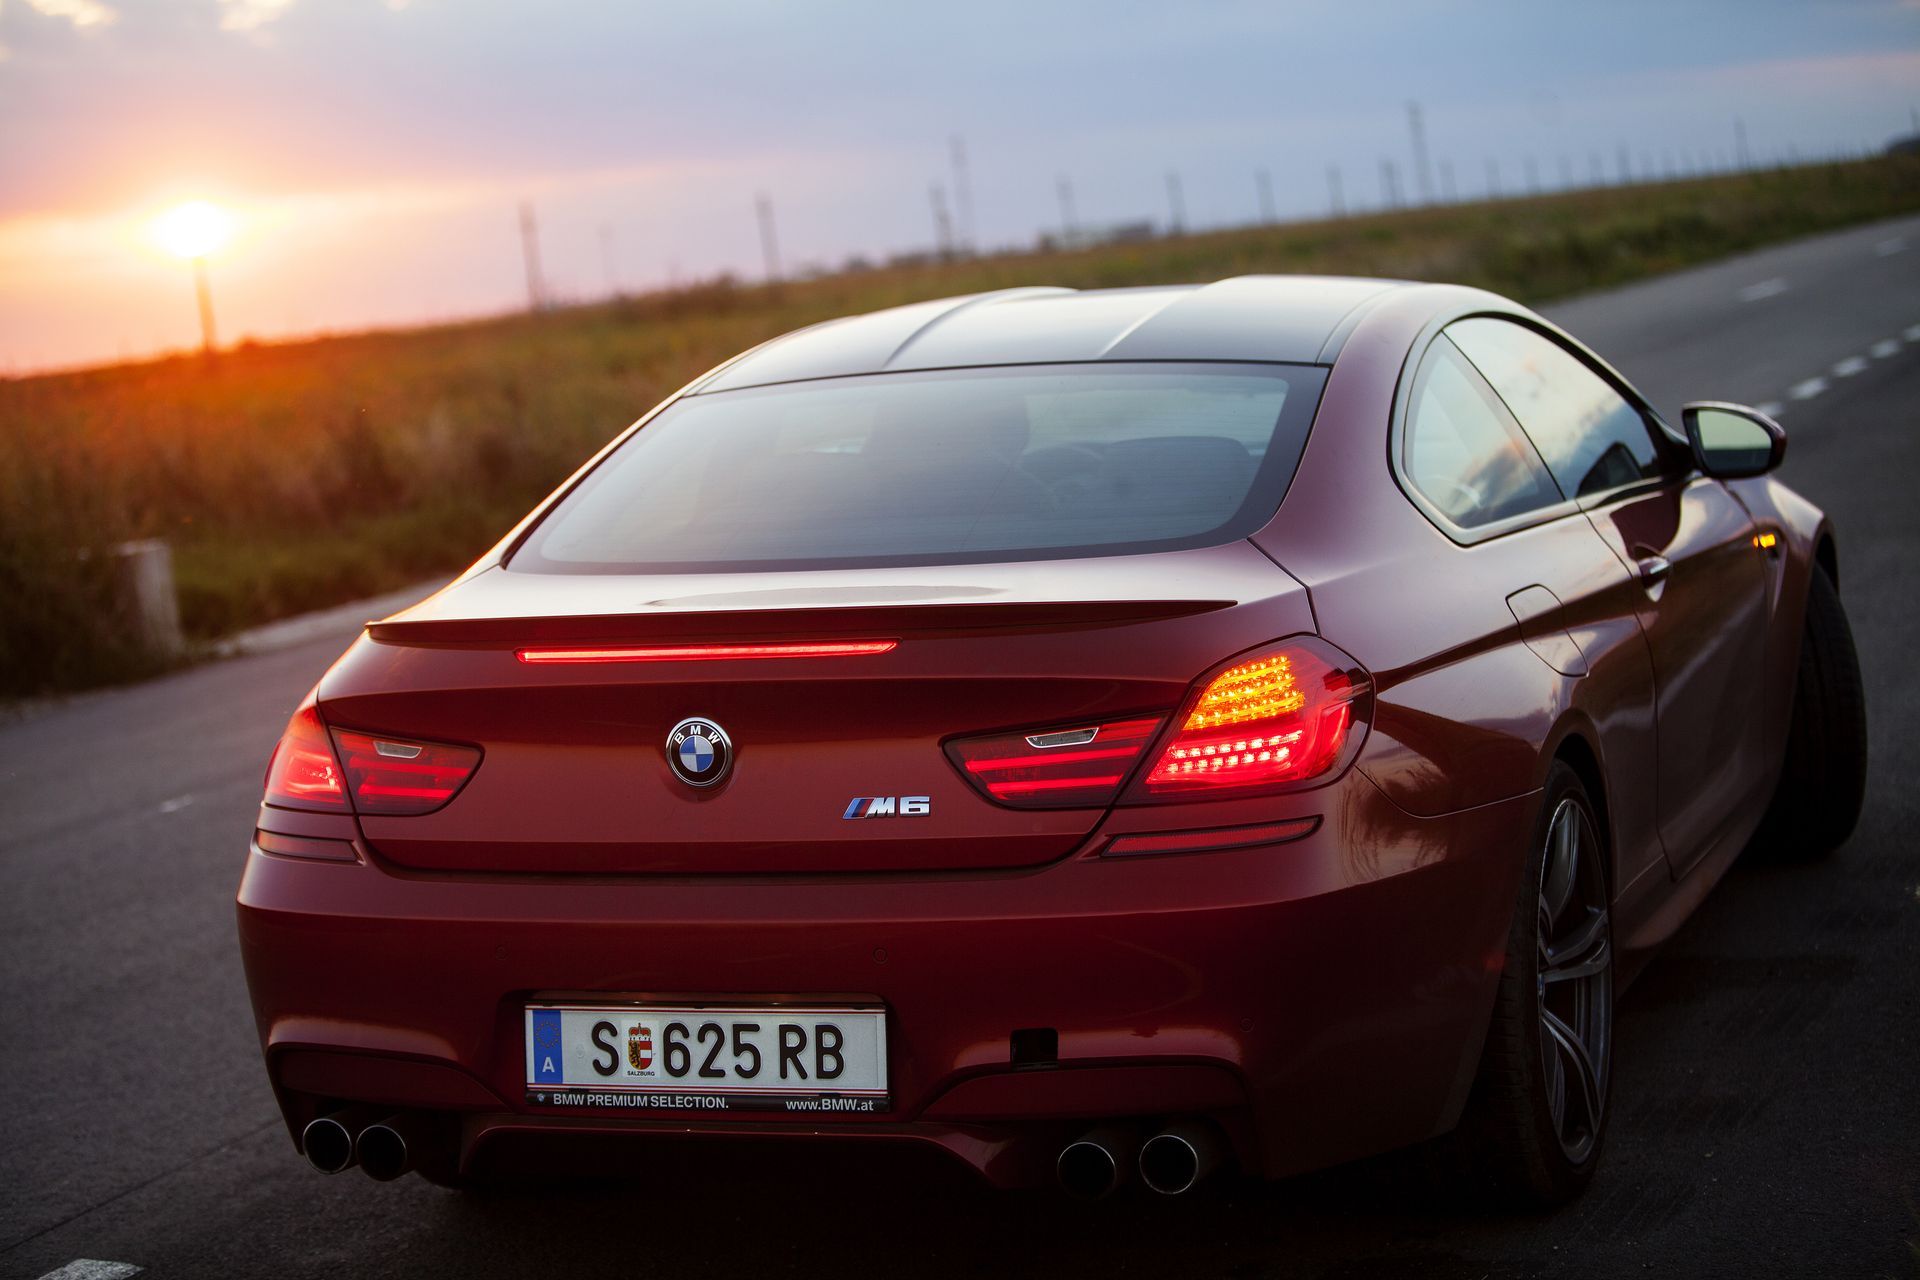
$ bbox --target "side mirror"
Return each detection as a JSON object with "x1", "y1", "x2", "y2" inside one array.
[{"x1": 1681, "y1": 402, "x2": 1787, "y2": 479}]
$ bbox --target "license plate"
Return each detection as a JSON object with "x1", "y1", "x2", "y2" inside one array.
[{"x1": 524, "y1": 1003, "x2": 888, "y2": 1113}]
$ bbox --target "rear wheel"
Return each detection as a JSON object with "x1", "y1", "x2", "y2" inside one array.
[
  {"x1": 1456, "y1": 761, "x2": 1613, "y2": 1207},
  {"x1": 1749, "y1": 565, "x2": 1867, "y2": 861}
]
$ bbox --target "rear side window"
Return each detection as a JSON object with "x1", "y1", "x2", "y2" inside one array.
[
  {"x1": 1448, "y1": 317, "x2": 1668, "y2": 499},
  {"x1": 512, "y1": 363, "x2": 1325, "y2": 573},
  {"x1": 1402, "y1": 337, "x2": 1562, "y2": 529}
]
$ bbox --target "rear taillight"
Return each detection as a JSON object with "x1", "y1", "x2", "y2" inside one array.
[
  {"x1": 263, "y1": 704, "x2": 480, "y2": 816},
  {"x1": 329, "y1": 728, "x2": 482, "y2": 816},
  {"x1": 945, "y1": 716, "x2": 1165, "y2": 809},
  {"x1": 263, "y1": 704, "x2": 349, "y2": 811},
  {"x1": 1131, "y1": 637, "x2": 1370, "y2": 798}
]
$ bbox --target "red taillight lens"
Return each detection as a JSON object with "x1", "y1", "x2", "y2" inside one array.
[
  {"x1": 328, "y1": 728, "x2": 482, "y2": 816},
  {"x1": 946, "y1": 716, "x2": 1165, "y2": 809},
  {"x1": 1133, "y1": 638, "x2": 1370, "y2": 798},
  {"x1": 261, "y1": 704, "x2": 480, "y2": 816},
  {"x1": 263, "y1": 704, "x2": 349, "y2": 811}
]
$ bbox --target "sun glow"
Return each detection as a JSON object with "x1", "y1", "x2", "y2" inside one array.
[{"x1": 151, "y1": 200, "x2": 234, "y2": 259}]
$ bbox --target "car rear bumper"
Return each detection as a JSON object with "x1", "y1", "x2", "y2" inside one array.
[{"x1": 236, "y1": 774, "x2": 1535, "y2": 1186}]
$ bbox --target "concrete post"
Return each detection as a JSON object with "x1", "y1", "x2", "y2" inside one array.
[{"x1": 112, "y1": 539, "x2": 183, "y2": 658}]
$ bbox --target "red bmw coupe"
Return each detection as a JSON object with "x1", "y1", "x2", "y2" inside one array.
[{"x1": 238, "y1": 277, "x2": 1865, "y2": 1204}]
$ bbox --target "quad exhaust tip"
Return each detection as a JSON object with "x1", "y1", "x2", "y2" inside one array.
[
  {"x1": 1056, "y1": 1126, "x2": 1136, "y2": 1200},
  {"x1": 356, "y1": 1115, "x2": 415, "y2": 1182},
  {"x1": 301, "y1": 1114, "x2": 358, "y2": 1175},
  {"x1": 1138, "y1": 1121, "x2": 1223, "y2": 1196}
]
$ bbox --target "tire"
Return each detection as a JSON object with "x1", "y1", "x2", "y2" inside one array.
[
  {"x1": 1455, "y1": 761, "x2": 1614, "y2": 1208},
  {"x1": 1749, "y1": 565, "x2": 1867, "y2": 861}
]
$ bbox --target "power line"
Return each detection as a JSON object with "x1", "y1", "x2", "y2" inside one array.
[
  {"x1": 929, "y1": 183, "x2": 955, "y2": 258},
  {"x1": 754, "y1": 192, "x2": 781, "y2": 284},
  {"x1": 598, "y1": 223, "x2": 618, "y2": 298},
  {"x1": 517, "y1": 201, "x2": 545, "y2": 313},
  {"x1": 1407, "y1": 101, "x2": 1432, "y2": 205},
  {"x1": 1056, "y1": 174, "x2": 1078, "y2": 239},
  {"x1": 949, "y1": 135, "x2": 974, "y2": 251}
]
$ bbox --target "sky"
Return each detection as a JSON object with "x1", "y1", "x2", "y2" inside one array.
[{"x1": 1, "y1": 0, "x2": 1917, "y2": 372}]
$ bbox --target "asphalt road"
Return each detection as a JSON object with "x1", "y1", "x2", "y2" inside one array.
[{"x1": 3, "y1": 214, "x2": 1917, "y2": 1280}]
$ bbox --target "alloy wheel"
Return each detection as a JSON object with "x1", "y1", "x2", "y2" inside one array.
[{"x1": 1536, "y1": 796, "x2": 1612, "y2": 1164}]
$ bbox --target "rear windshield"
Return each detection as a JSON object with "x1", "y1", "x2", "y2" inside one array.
[{"x1": 511, "y1": 362, "x2": 1326, "y2": 573}]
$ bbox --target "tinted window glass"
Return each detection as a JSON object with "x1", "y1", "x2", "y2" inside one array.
[
  {"x1": 1403, "y1": 338, "x2": 1562, "y2": 529},
  {"x1": 512, "y1": 363, "x2": 1323, "y2": 573},
  {"x1": 1448, "y1": 317, "x2": 1667, "y2": 498}
]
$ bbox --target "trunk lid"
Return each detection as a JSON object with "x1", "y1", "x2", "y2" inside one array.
[{"x1": 318, "y1": 545, "x2": 1311, "y2": 874}]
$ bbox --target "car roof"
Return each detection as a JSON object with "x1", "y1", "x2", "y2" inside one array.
[{"x1": 695, "y1": 276, "x2": 1411, "y2": 394}]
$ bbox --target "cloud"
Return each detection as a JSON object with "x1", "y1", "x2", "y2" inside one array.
[
  {"x1": 218, "y1": 0, "x2": 295, "y2": 32},
  {"x1": 22, "y1": 0, "x2": 117, "y2": 28}
]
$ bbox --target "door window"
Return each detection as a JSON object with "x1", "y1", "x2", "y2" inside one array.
[
  {"x1": 1402, "y1": 336, "x2": 1563, "y2": 530},
  {"x1": 1448, "y1": 317, "x2": 1670, "y2": 499}
]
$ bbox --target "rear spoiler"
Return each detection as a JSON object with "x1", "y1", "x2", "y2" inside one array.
[{"x1": 366, "y1": 598, "x2": 1233, "y2": 648}]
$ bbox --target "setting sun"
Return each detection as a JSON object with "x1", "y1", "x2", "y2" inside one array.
[{"x1": 151, "y1": 200, "x2": 235, "y2": 260}]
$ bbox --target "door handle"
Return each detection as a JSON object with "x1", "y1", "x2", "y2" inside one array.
[{"x1": 1636, "y1": 555, "x2": 1671, "y2": 589}]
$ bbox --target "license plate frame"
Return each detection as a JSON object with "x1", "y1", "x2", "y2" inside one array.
[{"x1": 524, "y1": 1001, "x2": 889, "y2": 1114}]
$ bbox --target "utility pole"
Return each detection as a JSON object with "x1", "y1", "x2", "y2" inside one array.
[
  {"x1": 1735, "y1": 118, "x2": 1751, "y2": 170},
  {"x1": 192, "y1": 256, "x2": 216, "y2": 354},
  {"x1": 517, "y1": 202, "x2": 545, "y2": 313},
  {"x1": 949, "y1": 135, "x2": 974, "y2": 252},
  {"x1": 1165, "y1": 170, "x2": 1186, "y2": 235},
  {"x1": 598, "y1": 223, "x2": 618, "y2": 298},
  {"x1": 1056, "y1": 174, "x2": 1078, "y2": 240},
  {"x1": 1406, "y1": 101, "x2": 1433, "y2": 205},
  {"x1": 929, "y1": 183, "x2": 955, "y2": 259},
  {"x1": 1256, "y1": 168, "x2": 1276, "y2": 223},
  {"x1": 1327, "y1": 164, "x2": 1344, "y2": 217},
  {"x1": 1380, "y1": 159, "x2": 1400, "y2": 209},
  {"x1": 754, "y1": 192, "x2": 781, "y2": 283}
]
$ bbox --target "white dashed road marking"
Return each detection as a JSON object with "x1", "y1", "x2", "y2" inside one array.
[
  {"x1": 1761, "y1": 326, "x2": 1914, "y2": 412},
  {"x1": 1736, "y1": 278, "x2": 1788, "y2": 302},
  {"x1": 158, "y1": 794, "x2": 195, "y2": 815},
  {"x1": 37, "y1": 1263, "x2": 143, "y2": 1280},
  {"x1": 1875, "y1": 237, "x2": 1906, "y2": 256}
]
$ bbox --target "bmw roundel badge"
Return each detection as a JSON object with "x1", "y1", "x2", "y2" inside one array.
[{"x1": 665, "y1": 717, "x2": 734, "y2": 788}]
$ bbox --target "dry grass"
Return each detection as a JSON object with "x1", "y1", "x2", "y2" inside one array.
[{"x1": 4, "y1": 157, "x2": 1918, "y2": 696}]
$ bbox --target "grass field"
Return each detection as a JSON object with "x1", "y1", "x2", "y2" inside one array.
[{"x1": 4, "y1": 156, "x2": 1919, "y2": 696}]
